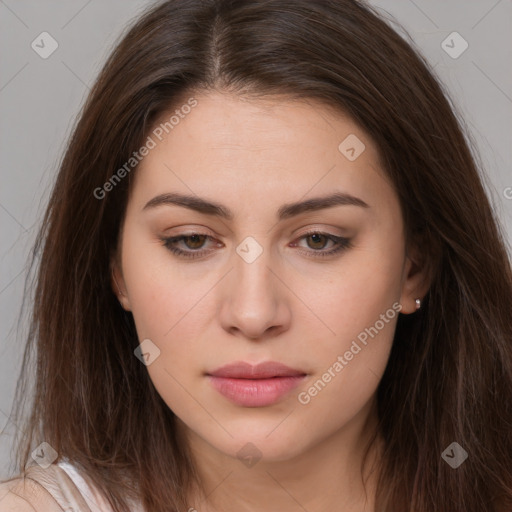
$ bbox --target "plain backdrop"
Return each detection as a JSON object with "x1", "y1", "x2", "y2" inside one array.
[{"x1": 1, "y1": 0, "x2": 511, "y2": 478}]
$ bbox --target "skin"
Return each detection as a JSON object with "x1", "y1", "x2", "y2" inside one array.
[{"x1": 112, "y1": 90, "x2": 430, "y2": 512}]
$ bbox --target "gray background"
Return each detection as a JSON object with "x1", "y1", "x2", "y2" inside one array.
[{"x1": 1, "y1": 0, "x2": 511, "y2": 478}]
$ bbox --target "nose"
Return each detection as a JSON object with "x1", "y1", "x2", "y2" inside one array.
[{"x1": 218, "y1": 244, "x2": 292, "y2": 341}]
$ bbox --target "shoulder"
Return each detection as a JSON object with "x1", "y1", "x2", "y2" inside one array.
[
  {"x1": 0, "y1": 475, "x2": 63, "y2": 511},
  {"x1": 1, "y1": 463, "x2": 138, "y2": 512},
  {"x1": 0, "y1": 462, "x2": 100, "y2": 512}
]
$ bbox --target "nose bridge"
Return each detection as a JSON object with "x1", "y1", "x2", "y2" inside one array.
[
  {"x1": 233, "y1": 235, "x2": 278, "y2": 308},
  {"x1": 219, "y1": 235, "x2": 290, "y2": 339}
]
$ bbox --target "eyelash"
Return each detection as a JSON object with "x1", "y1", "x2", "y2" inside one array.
[{"x1": 159, "y1": 230, "x2": 352, "y2": 260}]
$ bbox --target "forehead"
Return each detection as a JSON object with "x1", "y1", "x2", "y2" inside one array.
[{"x1": 130, "y1": 91, "x2": 395, "y2": 218}]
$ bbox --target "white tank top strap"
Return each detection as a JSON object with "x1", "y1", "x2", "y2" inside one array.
[
  {"x1": 23, "y1": 462, "x2": 95, "y2": 511},
  {"x1": 23, "y1": 460, "x2": 143, "y2": 512}
]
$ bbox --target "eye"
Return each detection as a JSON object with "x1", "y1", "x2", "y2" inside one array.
[
  {"x1": 160, "y1": 230, "x2": 352, "y2": 260},
  {"x1": 291, "y1": 230, "x2": 352, "y2": 258},
  {"x1": 160, "y1": 233, "x2": 218, "y2": 260}
]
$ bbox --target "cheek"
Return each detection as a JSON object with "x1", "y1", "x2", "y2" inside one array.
[
  {"x1": 120, "y1": 226, "x2": 203, "y2": 339},
  {"x1": 292, "y1": 235, "x2": 403, "y2": 415},
  {"x1": 305, "y1": 237, "x2": 404, "y2": 344},
  {"x1": 296, "y1": 298, "x2": 398, "y2": 439},
  {"x1": 120, "y1": 228, "x2": 214, "y2": 405},
  {"x1": 121, "y1": 237, "x2": 208, "y2": 415}
]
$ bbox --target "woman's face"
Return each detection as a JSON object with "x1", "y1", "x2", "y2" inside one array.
[{"x1": 113, "y1": 90, "x2": 425, "y2": 464}]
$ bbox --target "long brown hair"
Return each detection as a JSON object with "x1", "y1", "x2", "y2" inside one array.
[{"x1": 4, "y1": 0, "x2": 512, "y2": 510}]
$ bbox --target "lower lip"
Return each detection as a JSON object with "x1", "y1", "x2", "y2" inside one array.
[{"x1": 207, "y1": 375, "x2": 306, "y2": 407}]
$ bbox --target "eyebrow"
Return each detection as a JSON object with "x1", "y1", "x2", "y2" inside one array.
[{"x1": 142, "y1": 191, "x2": 369, "y2": 220}]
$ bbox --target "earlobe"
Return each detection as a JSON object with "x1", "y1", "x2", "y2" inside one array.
[
  {"x1": 110, "y1": 259, "x2": 132, "y2": 311},
  {"x1": 399, "y1": 251, "x2": 431, "y2": 314}
]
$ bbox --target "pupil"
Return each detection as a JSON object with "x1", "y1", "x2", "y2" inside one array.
[
  {"x1": 187, "y1": 235, "x2": 204, "y2": 249},
  {"x1": 309, "y1": 234, "x2": 325, "y2": 249}
]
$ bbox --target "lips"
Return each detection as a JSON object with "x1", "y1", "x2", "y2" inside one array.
[
  {"x1": 206, "y1": 361, "x2": 307, "y2": 407},
  {"x1": 207, "y1": 361, "x2": 306, "y2": 379}
]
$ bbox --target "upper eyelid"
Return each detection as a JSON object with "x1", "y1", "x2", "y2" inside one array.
[
  {"x1": 166, "y1": 229, "x2": 343, "y2": 242},
  {"x1": 164, "y1": 224, "x2": 347, "y2": 238},
  {"x1": 164, "y1": 230, "x2": 346, "y2": 250}
]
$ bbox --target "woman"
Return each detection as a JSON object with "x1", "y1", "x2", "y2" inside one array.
[{"x1": 1, "y1": 0, "x2": 511, "y2": 511}]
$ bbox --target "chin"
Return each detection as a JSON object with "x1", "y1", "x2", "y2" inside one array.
[{"x1": 210, "y1": 425, "x2": 312, "y2": 465}]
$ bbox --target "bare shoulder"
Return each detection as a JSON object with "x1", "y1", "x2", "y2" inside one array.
[{"x1": 0, "y1": 476, "x2": 63, "y2": 512}]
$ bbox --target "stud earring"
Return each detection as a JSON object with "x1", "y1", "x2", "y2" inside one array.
[{"x1": 415, "y1": 298, "x2": 421, "y2": 310}]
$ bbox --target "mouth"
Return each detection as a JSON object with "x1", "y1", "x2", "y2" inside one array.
[{"x1": 206, "y1": 361, "x2": 308, "y2": 407}]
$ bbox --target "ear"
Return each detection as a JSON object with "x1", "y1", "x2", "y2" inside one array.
[
  {"x1": 399, "y1": 238, "x2": 436, "y2": 314},
  {"x1": 110, "y1": 253, "x2": 132, "y2": 311}
]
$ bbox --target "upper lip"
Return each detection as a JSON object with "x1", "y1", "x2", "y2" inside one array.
[{"x1": 207, "y1": 361, "x2": 307, "y2": 379}]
